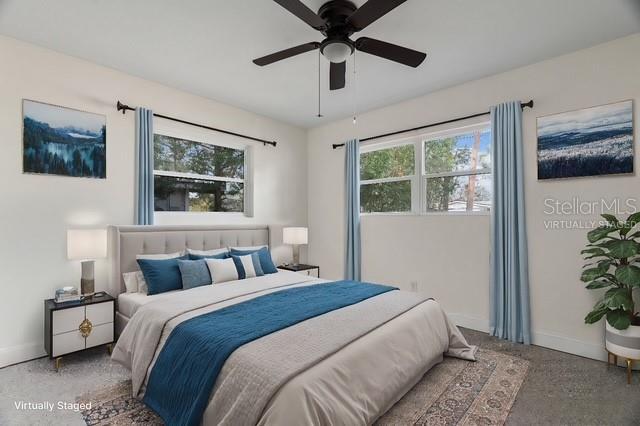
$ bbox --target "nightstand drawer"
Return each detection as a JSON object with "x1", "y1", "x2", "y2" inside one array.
[
  {"x1": 52, "y1": 306, "x2": 85, "y2": 335},
  {"x1": 52, "y1": 330, "x2": 85, "y2": 357},
  {"x1": 86, "y1": 322, "x2": 114, "y2": 348},
  {"x1": 87, "y1": 301, "x2": 114, "y2": 325}
]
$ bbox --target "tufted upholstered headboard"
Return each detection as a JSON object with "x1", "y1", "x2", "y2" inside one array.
[{"x1": 108, "y1": 225, "x2": 270, "y2": 296}]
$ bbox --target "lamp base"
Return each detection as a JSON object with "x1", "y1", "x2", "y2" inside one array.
[
  {"x1": 292, "y1": 244, "x2": 300, "y2": 266},
  {"x1": 81, "y1": 260, "x2": 95, "y2": 296}
]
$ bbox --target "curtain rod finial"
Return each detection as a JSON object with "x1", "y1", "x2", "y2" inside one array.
[{"x1": 116, "y1": 101, "x2": 128, "y2": 114}]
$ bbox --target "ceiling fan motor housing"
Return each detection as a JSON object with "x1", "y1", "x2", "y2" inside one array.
[{"x1": 318, "y1": 0, "x2": 358, "y2": 62}]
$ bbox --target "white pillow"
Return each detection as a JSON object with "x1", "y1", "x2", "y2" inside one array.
[
  {"x1": 230, "y1": 245, "x2": 267, "y2": 251},
  {"x1": 136, "y1": 251, "x2": 183, "y2": 260},
  {"x1": 122, "y1": 271, "x2": 148, "y2": 294},
  {"x1": 137, "y1": 271, "x2": 149, "y2": 294},
  {"x1": 123, "y1": 271, "x2": 139, "y2": 293},
  {"x1": 187, "y1": 247, "x2": 228, "y2": 256},
  {"x1": 235, "y1": 254, "x2": 257, "y2": 278},
  {"x1": 206, "y1": 258, "x2": 239, "y2": 284}
]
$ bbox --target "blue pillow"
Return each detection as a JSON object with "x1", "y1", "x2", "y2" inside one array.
[
  {"x1": 137, "y1": 256, "x2": 188, "y2": 295},
  {"x1": 231, "y1": 252, "x2": 265, "y2": 279},
  {"x1": 178, "y1": 259, "x2": 212, "y2": 289},
  {"x1": 189, "y1": 252, "x2": 229, "y2": 261},
  {"x1": 230, "y1": 247, "x2": 277, "y2": 274}
]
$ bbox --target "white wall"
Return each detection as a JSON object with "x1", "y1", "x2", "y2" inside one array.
[
  {"x1": 0, "y1": 35, "x2": 307, "y2": 367},
  {"x1": 307, "y1": 33, "x2": 640, "y2": 361}
]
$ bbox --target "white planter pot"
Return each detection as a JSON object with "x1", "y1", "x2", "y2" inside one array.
[{"x1": 606, "y1": 322, "x2": 640, "y2": 370}]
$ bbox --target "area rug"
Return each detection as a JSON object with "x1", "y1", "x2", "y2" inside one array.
[{"x1": 77, "y1": 348, "x2": 528, "y2": 426}]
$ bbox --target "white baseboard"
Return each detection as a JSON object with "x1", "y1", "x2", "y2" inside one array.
[
  {"x1": 448, "y1": 313, "x2": 490, "y2": 333},
  {"x1": 531, "y1": 329, "x2": 608, "y2": 362},
  {"x1": 0, "y1": 342, "x2": 46, "y2": 368},
  {"x1": 450, "y1": 313, "x2": 608, "y2": 362}
]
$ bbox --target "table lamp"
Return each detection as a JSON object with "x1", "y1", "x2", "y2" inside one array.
[
  {"x1": 283, "y1": 227, "x2": 308, "y2": 266},
  {"x1": 67, "y1": 229, "x2": 107, "y2": 296}
]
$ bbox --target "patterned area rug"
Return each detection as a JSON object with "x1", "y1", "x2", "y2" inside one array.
[
  {"x1": 77, "y1": 348, "x2": 527, "y2": 425},
  {"x1": 377, "y1": 349, "x2": 529, "y2": 425}
]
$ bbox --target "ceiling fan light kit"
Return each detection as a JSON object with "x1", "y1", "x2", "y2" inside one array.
[
  {"x1": 320, "y1": 39, "x2": 353, "y2": 63},
  {"x1": 254, "y1": 0, "x2": 426, "y2": 91}
]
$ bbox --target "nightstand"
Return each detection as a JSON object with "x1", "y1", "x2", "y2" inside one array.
[
  {"x1": 44, "y1": 292, "x2": 115, "y2": 371},
  {"x1": 278, "y1": 264, "x2": 320, "y2": 278}
]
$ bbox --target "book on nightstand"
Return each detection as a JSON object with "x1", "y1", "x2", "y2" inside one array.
[{"x1": 54, "y1": 286, "x2": 81, "y2": 304}]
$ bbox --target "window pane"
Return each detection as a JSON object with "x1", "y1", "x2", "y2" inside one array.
[
  {"x1": 154, "y1": 175, "x2": 243, "y2": 212},
  {"x1": 154, "y1": 134, "x2": 244, "y2": 179},
  {"x1": 361, "y1": 180, "x2": 411, "y2": 213},
  {"x1": 424, "y1": 130, "x2": 491, "y2": 174},
  {"x1": 425, "y1": 174, "x2": 491, "y2": 212},
  {"x1": 360, "y1": 144, "x2": 414, "y2": 180}
]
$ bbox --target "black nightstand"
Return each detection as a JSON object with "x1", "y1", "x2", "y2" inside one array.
[
  {"x1": 44, "y1": 292, "x2": 115, "y2": 371},
  {"x1": 278, "y1": 264, "x2": 320, "y2": 278}
]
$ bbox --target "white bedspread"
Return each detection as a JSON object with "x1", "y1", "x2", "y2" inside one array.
[{"x1": 112, "y1": 271, "x2": 476, "y2": 425}]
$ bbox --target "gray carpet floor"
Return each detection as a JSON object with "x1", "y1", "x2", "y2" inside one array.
[
  {"x1": 462, "y1": 328, "x2": 640, "y2": 425},
  {"x1": 0, "y1": 328, "x2": 638, "y2": 425}
]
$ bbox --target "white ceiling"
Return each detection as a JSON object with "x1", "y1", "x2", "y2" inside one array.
[{"x1": 0, "y1": 0, "x2": 638, "y2": 128}]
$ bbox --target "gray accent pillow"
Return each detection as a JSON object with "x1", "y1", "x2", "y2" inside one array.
[{"x1": 178, "y1": 259, "x2": 212, "y2": 289}]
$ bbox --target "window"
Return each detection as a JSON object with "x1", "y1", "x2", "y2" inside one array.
[
  {"x1": 359, "y1": 124, "x2": 491, "y2": 214},
  {"x1": 424, "y1": 128, "x2": 491, "y2": 213},
  {"x1": 153, "y1": 134, "x2": 245, "y2": 212},
  {"x1": 360, "y1": 144, "x2": 415, "y2": 213}
]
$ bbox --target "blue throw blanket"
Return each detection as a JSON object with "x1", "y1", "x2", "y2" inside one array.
[{"x1": 143, "y1": 280, "x2": 397, "y2": 426}]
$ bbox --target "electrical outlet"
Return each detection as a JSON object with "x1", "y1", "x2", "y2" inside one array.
[{"x1": 410, "y1": 281, "x2": 418, "y2": 292}]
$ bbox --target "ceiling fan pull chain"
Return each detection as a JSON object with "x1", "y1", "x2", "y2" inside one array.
[
  {"x1": 352, "y1": 50, "x2": 357, "y2": 125},
  {"x1": 317, "y1": 49, "x2": 323, "y2": 118}
]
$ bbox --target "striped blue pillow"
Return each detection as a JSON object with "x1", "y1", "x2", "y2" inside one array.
[
  {"x1": 231, "y1": 253, "x2": 264, "y2": 279},
  {"x1": 229, "y1": 247, "x2": 277, "y2": 274}
]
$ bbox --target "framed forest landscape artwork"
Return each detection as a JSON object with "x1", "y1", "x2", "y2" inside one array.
[
  {"x1": 537, "y1": 100, "x2": 633, "y2": 180},
  {"x1": 22, "y1": 99, "x2": 106, "y2": 178}
]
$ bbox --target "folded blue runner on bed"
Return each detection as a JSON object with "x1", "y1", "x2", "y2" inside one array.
[{"x1": 143, "y1": 280, "x2": 397, "y2": 426}]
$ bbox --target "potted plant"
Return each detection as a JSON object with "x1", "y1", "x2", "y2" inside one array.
[{"x1": 581, "y1": 213, "x2": 640, "y2": 367}]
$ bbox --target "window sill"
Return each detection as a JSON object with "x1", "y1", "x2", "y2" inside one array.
[
  {"x1": 154, "y1": 211, "x2": 250, "y2": 216},
  {"x1": 360, "y1": 211, "x2": 491, "y2": 217}
]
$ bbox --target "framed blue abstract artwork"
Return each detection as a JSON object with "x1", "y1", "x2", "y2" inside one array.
[
  {"x1": 22, "y1": 99, "x2": 106, "y2": 178},
  {"x1": 537, "y1": 100, "x2": 633, "y2": 180}
]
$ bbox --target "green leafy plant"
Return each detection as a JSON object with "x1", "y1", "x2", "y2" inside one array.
[{"x1": 582, "y1": 213, "x2": 640, "y2": 330}]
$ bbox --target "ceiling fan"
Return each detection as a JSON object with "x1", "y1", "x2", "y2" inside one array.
[{"x1": 253, "y1": 0, "x2": 427, "y2": 90}]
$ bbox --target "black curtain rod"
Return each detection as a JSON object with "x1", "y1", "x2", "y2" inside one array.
[
  {"x1": 332, "y1": 100, "x2": 534, "y2": 149},
  {"x1": 116, "y1": 101, "x2": 277, "y2": 147}
]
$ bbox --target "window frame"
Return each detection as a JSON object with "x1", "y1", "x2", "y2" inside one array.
[
  {"x1": 359, "y1": 139, "x2": 419, "y2": 215},
  {"x1": 152, "y1": 133, "x2": 248, "y2": 215},
  {"x1": 359, "y1": 122, "x2": 492, "y2": 216}
]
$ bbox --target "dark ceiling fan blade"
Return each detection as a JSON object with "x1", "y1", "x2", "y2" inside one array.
[
  {"x1": 329, "y1": 61, "x2": 346, "y2": 90},
  {"x1": 347, "y1": 0, "x2": 407, "y2": 31},
  {"x1": 253, "y1": 42, "x2": 320, "y2": 66},
  {"x1": 356, "y1": 37, "x2": 426, "y2": 67},
  {"x1": 273, "y1": 0, "x2": 326, "y2": 30}
]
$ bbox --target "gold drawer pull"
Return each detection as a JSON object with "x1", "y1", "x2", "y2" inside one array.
[{"x1": 79, "y1": 318, "x2": 93, "y2": 338}]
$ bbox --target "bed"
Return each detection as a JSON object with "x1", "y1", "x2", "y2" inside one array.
[{"x1": 109, "y1": 225, "x2": 477, "y2": 426}]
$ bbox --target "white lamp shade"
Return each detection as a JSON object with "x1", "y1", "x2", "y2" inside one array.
[
  {"x1": 283, "y1": 227, "x2": 308, "y2": 245},
  {"x1": 67, "y1": 229, "x2": 107, "y2": 260}
]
